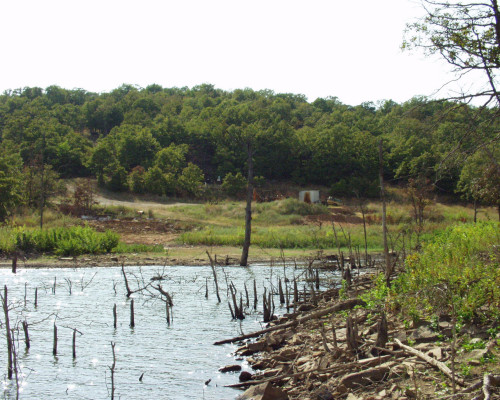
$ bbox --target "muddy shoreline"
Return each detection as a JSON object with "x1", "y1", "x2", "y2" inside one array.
[{"x1": 0, "y1": 252, "x2": 304, "y2": 269}]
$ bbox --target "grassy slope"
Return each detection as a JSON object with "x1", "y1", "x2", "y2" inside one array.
[{"x1": 3, "y1": 185, "x2": 498, "y2": 264}]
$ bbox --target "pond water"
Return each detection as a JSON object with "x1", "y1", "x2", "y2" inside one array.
[{"x1": 1, "y1": 264, "x2": 340, "y2": 399}]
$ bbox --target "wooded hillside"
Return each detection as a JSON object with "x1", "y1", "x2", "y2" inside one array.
[{"x1": 0, "y1": 84, "x2": 498, "y2": 219}]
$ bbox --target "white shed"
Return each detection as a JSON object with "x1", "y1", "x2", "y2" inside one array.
[{"x1": 299, "y1": 190, "x2": 320, "y2": 203}]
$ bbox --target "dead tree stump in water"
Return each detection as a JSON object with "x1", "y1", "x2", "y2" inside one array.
[
  {"x1": 166, "y1": 302, "x2": 171, "y2": 325},
  {"x1": 278, "y1": 279, "x2": 285, "y2": 305},
  {"x1": 52, "y1": 277, "x2": 56, "y2": 294},
  {"x1": 244, "y1": 283, "x2": 249, "y2": 308},
  {"x1": 230, "y1": 283, "x2": 244, "y2": 320},
  {"x1": 53, "y1": 323, "x2": 58, "y2": 356},
  {"x1": 34, "y1": 288, "x2": 38, "y2": 308},
  {"x1": 110, "y1": 342, "x2": 116, "y2": 400},
  {"x1": 263, "y1": 292, "x2": 270, "y2": 322},
  {"x1": 121, "y1": 264, "x2": 133, "y2": 298},
  {"x1": 11, "y1": 255, "x2": 17, "y2": 274},
  {"x1": 293, "y1": 279, "x2": 298, "y2": 304},
  {"x1": 2, "y1": 286, "x2": 13, "y2": 379},
  {"x1": 113, "y1": 304, "x2": 117, "y2": 329},
  {"x1": 130, "y1": 299, "x2": 135, "y2": 328},
  {"x1": 262, "y1": 289, "x2": 274, "y2": 323},
  {"x1": 205, "y1": 278, "x2": 208, "y2": 299},
  {"x1": 22, "y1": 321, "x2": 30, "y2": 349},
  {"x1": 72, "y1": 329, "x2": 76, "y2": 359},
  {"x1": 285, "y1": 281, "x2": 290, "y2": 311},
  {"x1": 253, "y1": 279, "x2": 257, "y2": 310},
  {"x1": 206, "y1": 252, "x2": 221, "y2": 303}
]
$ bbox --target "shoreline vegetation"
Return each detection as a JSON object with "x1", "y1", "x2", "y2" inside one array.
[{"x1": 0, "y1": 190, "x2": 497, "y2": 268}]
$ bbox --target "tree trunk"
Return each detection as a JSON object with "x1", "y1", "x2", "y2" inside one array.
[
  {"x1": 379, "y1": 140, "x2": 392, "y2": 286},
  {"x1": 240, "y1": 143, "x2": 254, "y2": 266},
  {"x1": 39, "y1": 162, "x2": 45, "y2": 229},
  {"x1": 2, "y1": 286, "x2": 13, "y2": 379}
]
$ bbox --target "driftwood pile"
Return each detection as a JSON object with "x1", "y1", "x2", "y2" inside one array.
[{"x1": 216, "y1": 275, "x2": 500, "y2": 400}]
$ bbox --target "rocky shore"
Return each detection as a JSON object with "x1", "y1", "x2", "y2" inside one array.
[{"x1": 219, "y1": 274, "x2": 499, "y2": 400}]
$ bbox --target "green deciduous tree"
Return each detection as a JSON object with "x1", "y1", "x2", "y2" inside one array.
[
  {"x1": 178, "y1": 163, "x2": 204, "y2": 197},
  {"x1": 144, "y1": 166, "x2": 168, "y2": 196},
  {"x1": 23, "y1": 159, "x2": 65, "y2": 227},
  {"x1": 154, "y1": 143, "x2": 189, "y2": 174},
  {"x1": 112, "y1": 125, "x2": 160, "y2": 170},
  {"x1": 221, "y1": 172, "x2": 247, "y2": 197},
  {"x1": 0, "y1": 146, "x2": 23, "y2": 221},
  {"x1": 457, "y1": 147, "x2": 500, "y2": 220},
  {"x1": 404, "y1": 0, "x2": 500, "y2": 107},
  {"x1": 128, "y1": 166, "x2": 147, "y2": 194},
  {"x1": 87, "y1": 139, "x2": 117, "y2": 186}
]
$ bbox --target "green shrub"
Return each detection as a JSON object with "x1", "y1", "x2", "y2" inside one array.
[
  {"x1": 179, "y1": 163, "x2": 204, "y2": 196},
  {"x1": 0, "y1": 227, "x2": 16, "y2": 254},
  {"x1": 222, "y1": 172, "x2": 247, "y2": 197},
  {"x1": 393, "y1": 222, "x2": 500, "y2": 323},
  {"x1": 1, "y1": 226, "x2": 120, "y2": 256}
]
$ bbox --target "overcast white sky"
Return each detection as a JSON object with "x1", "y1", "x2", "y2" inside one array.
[{"x1": 0, "y1": 0, "x2": 465, "y2": 105}]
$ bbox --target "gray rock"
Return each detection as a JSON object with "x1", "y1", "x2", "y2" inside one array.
[
  {"x1": 340, "y1": 366, "x2": 390, "y2": 388},
  {"x1": 426, "y1": 347, "x2": 443, "y2": 360},
  {"x1": 239, "y1": 371, "x2": 253, "y2": 382},
  {"x1": 392, "y1": 330, "x2": 407, "y2": 345},
  {"x1": 219, "y1": 364, "x2": 242, "y2": 373},
  {"x1": 410, "y1": 325, "x2": 438, "y2": 343},
  {"x1": 457, "y1": 348, "x2": 491, "y2": 364},
  {"x1": 237, "y1": 382, "x2": 289, "y2": 400}
]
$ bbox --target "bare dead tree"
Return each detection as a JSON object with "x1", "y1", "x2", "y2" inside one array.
[
  {"x1": 206, "y1": 251, "x2": 221, "y2": 303},
  {"x1": 379, "y1": 140, "x2": 393, "y2": 287},
  {"x1": 240, "y1": 142, "x2": 254, "y2": 266},
  {"x1": 110, "y1": 342, "x2": 116, "y2": 400},
  {"x1": 1, "y1": 286, "x2": 13, "y2": 379}
]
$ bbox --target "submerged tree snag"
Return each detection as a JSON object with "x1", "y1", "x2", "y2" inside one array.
[
  {"x1": 206, "y1": 251, "x2": 221, "y2": 303},
  {"x1": 1, "y1": 286, "x2": 13, "y2": 379}
]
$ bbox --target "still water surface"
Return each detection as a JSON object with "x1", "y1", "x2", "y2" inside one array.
[{"x1": 1, "y1": 264, "x2": 339, "y2": 399}]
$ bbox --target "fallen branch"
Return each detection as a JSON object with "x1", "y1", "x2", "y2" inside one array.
[
  {"x1": 483, "y1": 374, "x2": 493, "y2": 400},
  {"x1": 214, "y1": 298, "x2": 365, "y2": 345},
  {"x1": 471, "y1": 374, "x2": 500, "y2": 400},
  {"x1": 371, "y1": 346, "x2": 404, "y2": 356},
  {"x1": 226, "y1": 354, "x2": 392, "y2": 388},
  {"x1": 394, "y1": 338, "x2": 466, "y2": 387}
]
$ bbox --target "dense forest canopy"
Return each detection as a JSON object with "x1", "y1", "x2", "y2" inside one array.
[{"x1": 0, "y1": 84, "x2": 498, "y2": 219}]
